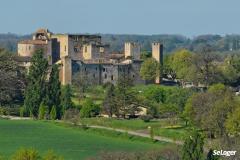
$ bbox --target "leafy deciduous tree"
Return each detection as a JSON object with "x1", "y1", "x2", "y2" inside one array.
[
  {"x1": 80, "y1": 99, "x2": 100, "y2": 118},
  {"x1": 140, "y1": 58, "x2": 160, "y2": 81},
  {"x1": 0, "y1": 49, "x2": 25, "y2": 106},
  {"x1": 102, "y1": 83, "x2": 116, "y2": 117}
]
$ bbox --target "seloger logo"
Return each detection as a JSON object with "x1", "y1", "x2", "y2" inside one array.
[{"x1": 213, "y1": 150, "x2": 237, "y2": 157}]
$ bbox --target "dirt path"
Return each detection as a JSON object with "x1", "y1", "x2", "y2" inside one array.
[
  {"x1": 0, "y1": 115, "x2": 31, "y2": 120},
  {"x1": 87, "y1": 125, "x2": 183, "y2": 145},
  {"x1": 0, "y1": 115, "x2": 183, "y2": 145}
]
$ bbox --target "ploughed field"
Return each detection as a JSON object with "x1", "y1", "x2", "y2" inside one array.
[{"x1": 0, "y1": 120, "x2": 168, "y2": 160}]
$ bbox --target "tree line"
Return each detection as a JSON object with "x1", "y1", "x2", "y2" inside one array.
[
  {"x1": 22, "y1": 49, "x2": 74, "y2": 119},
  {"x1": 1, "y1": 33, "x2": 240, "y2": 54}
]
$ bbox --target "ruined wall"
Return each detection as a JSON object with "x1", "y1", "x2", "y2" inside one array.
[{"x1": 68, "y1": 37, "x2": 83, "y2": 61}]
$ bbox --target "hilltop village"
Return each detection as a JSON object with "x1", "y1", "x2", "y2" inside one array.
[{"x1": 17, "y1": 28, "x2": 163, "y2": 85}]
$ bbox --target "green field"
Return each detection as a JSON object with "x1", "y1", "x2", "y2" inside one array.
[
  {"x1": 0, "y1": 120, "x2": 171, "y2": 160},
  {"x1": 82, "y1": 117, "x2": 188, "y2": 140}
]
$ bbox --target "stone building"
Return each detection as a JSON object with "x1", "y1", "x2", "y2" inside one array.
[
  {"x1": 152, "y1": 42, "x2": 163, "y2": 84},
  {"x1": 18, "y1": 29, "x2": 52, "y2": 65},
  {"x1": 17, "y1": 29, "x2": 163, "y2": 85},
  {"x1": 124, "y1": 42, "x2": 141, "y2": 60}
]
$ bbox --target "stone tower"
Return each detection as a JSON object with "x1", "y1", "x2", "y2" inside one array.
[
  {"x1": 61, "y1": 56, "x2": 72, "y2": 85},
  {"x1": 152, "y1": 43, "x2": 163, "y2": 84},
  {"x1": 124, "y1": 42, "x2": 141, "y2": 60}
]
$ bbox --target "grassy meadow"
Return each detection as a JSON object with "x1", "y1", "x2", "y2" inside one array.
[
  {"x1": 82, "y1": 118, "x2": 188, "y2": 140},
  {"x1": 0, "y1": 120, "x2": 172, "y2": 160}
]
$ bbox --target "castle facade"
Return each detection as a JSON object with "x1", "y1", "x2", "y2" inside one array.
[{"x1": 18, "y1": 29, "x2": 163, "y2": 85}]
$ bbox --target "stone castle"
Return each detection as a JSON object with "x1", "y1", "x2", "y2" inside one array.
[{"x1": 18, "y1": 29, "x2": 163, "y2": 85}]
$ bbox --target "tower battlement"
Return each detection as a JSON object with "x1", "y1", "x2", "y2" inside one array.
[{"x1": 124, "y1": 42, "x2": 140, "y2": 60}]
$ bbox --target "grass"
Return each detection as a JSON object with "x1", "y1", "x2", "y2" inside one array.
[
  {"x1": 0, "y1": 120, "x2": 171, "y2": 160},
  {"x1": 72, "y1": 84, "x2": 189, "y2": 141},
  {"x1": 72, "y1": 85, "x2": 105, "y2": 107},
  {"x1": 82, "y1": 117, "x2": 188, "y2": 140}
]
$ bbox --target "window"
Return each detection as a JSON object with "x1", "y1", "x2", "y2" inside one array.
[
  {"x1": 85, "y1": 67, "x2": 87, "y2": 71},
  {"x1": 85, "y1": 46, "x2": 88, "y2": 52},
  {"x1": 64, "y1": 45, "x2": 66, "y2": 52},
  {"x1": 74, "y1": 36, "x2": 79, "y2": 41},
  {"x1": 100, "y1": 47, "x2": 104, "y2": 53},
  {"x1": 93, "y1": 74, "x2": 95, "y2": 78},
  {"x1": 132, "y1": 75, "x2": 135, "y2": 78},
  {"x1": 111, "y1": 75, "x2": 114, "y2": 81},
  {"x1": 103, "y1": 68, "x2": 106, "y2": 72},
  {"x1": 105, "y1": 74, "x2": 107, "y2": 79},
  {"x1": 74, "y1": 47, "x2": 78, "y2": 52},
  {"x1": 95, "y1": 67, "x2": 98, "y2": 71}
]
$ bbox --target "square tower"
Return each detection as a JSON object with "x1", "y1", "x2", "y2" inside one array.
[
  {"x1": 152, "y1": 43, "x2": 163, "y2": 65},
  {"x1": 124, "y1": 42, "x2": 141, "y2": 60},
  {"x1": 152, "y1": 43, "x2": 163, "y2": 83}
]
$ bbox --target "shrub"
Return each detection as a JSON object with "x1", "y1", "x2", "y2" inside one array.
[
  {"x1": 0, "y1": 107, "x2": 6, "y2": 115},
  {"x1": 50, "y1": 106, "x2": 57, "y2": 120},
  {"x1": 0, "y1": 107, "x2": 19, "y2": 116},
  {"x1": 94, "y1": 149, "x2": 180, "y2": 160},
  {"x1": 149, "y1": 127, "x2": 154, "y2": 141},
  {"x1": 9, "y1": 148, "x2": 64, "y2": 160},
  {"x1": 0, "y1": 155, "x2": 4, "y2": 160},
  {"x1": 140, "y1": 115, "x2": 153, "y2": 122},
  {"x1": 38, "y1": 103, "x2": 47, "y2": 120},
  {"x1": 80, "y1": 99, "x2": 100, "y2": 118},
  {"x1": 11, "y1": 148, "x2": 40, "y2": 160},
  {"x1": 42, "y1": 151, "x2": 64, "y2": 160},
  {"x1": 63, "y1": 108, "x2": 80, "y2": 125},
  {"x1": 19, "y1": 107, "x2": 25, "y2": 117}
]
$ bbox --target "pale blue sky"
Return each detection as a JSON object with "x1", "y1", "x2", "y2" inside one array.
[{"x1": 1, "y1": 0, "x2": 239, "y2": 37}]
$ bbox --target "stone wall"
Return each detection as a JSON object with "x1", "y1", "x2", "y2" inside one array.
[
  {"x1": 152, "y1": 43, "x2": 163, "y2": 83},
  {"x1": 124, "y1": 42, "x2": 141, "y2": 60},
  {"x1": 51, "y1": 35, "x2": 69, "y2": 58},
  {"x1": 61, "y1": 56, "x2": 72, "y2": 85}
]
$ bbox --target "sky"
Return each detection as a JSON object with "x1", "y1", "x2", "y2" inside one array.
[{"x1": 0, "y1": 0, "x2": 240, "y2": 37}]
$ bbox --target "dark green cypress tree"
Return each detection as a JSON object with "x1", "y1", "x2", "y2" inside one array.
[
  {"x1": 60, "y1": 84, "x2": 73, "y2": 116},
  {"x1": 46, "y1": 64, "x2": 61, "y2": 118},
  {"x1": 182, "y1": 130, "x2": 204, "y2": 160},
  {"x1": 50, "y1": 105, "x2": 57, "y2": 120},
  {"x1": 24, "y1": 49, "x2": 48, "y2": 118},
  {"x1": 38, "y1": 102, "x2": 46, "y2": 120}
]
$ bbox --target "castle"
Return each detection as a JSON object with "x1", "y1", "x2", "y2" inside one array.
[{"x1": 18, "y1": 29, "x2": 163, "y2": 85}]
